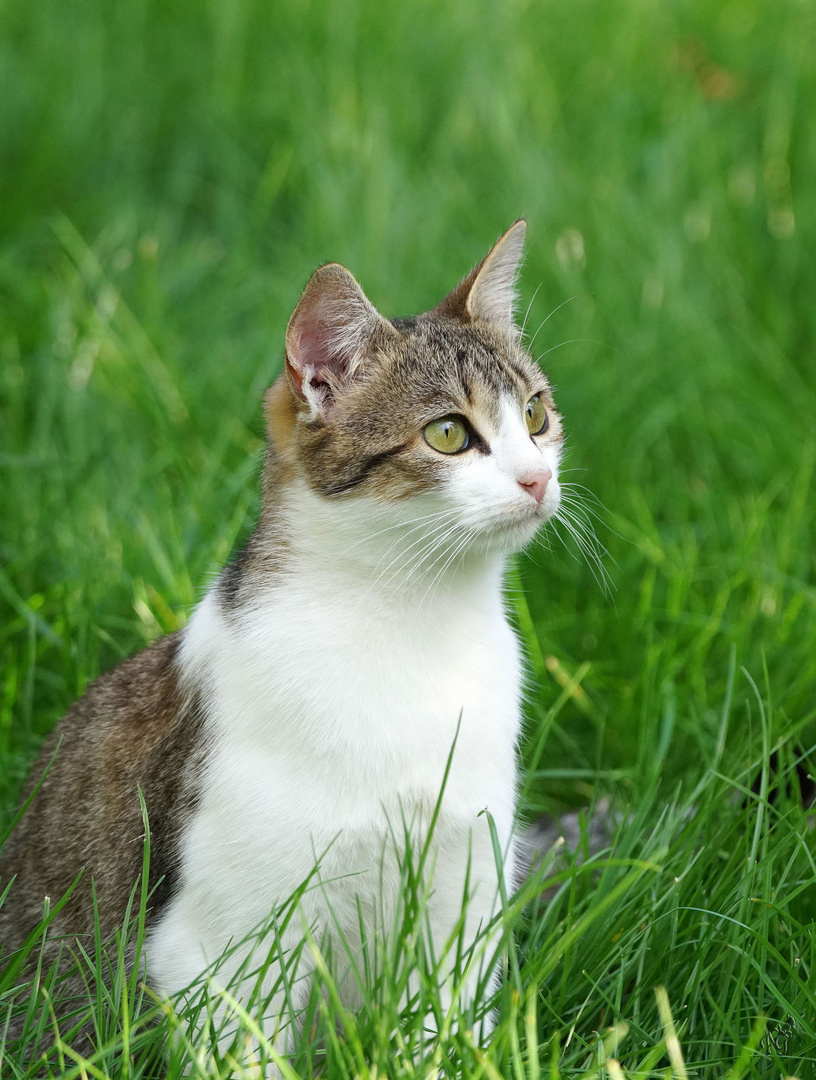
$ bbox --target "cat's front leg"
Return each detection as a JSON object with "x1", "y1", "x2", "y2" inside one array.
[
  {"x1": 147, "y1": 910, "x2": 309, "y2": 1075},
  {"x1": 210, "y1": 961, "x2": 309, "y2": 1079},
  {"x1": 420, "y1": 831, "x2": 516, "y2": 1046},
  {"x1": 410, "y1": 917, "x2": 501, "y2": 1066},
  {"x1": 423, "y1": 909, "x2": 503, "y2": 1044}
]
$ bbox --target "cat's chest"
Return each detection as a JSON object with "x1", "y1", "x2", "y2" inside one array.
[
  {"x1": 160, "y1": 576, "x2": 523, "y2": 946},
  {"x1": 183, "y1": 578, "x2": 522, "y2": 795}
]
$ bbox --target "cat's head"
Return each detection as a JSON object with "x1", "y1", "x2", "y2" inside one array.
[{"x1": 265, "y1": 221, "x2": 563, "y2": 561}]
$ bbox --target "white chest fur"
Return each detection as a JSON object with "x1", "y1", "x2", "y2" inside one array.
[{"x1": 147, "y1": 556, "x2": 523, "y2": 1016}]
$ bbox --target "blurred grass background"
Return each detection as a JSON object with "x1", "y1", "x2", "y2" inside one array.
[
  {"x1": 1, "y1": 0, "x2": 813, "y2": 808},
  {"x1": 0, "y1": 0, "x2": 815, "y2": 1070}
]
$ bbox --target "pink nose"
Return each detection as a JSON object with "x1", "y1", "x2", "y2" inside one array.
[{"x1": 518, "y1": 469, "x2": 552, "y2": 504}]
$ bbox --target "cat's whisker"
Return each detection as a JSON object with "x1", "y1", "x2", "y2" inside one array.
[
  {"x1": 531, "y1": 524, "x2": 555, "y2": 558},
  {"x1": 557, "y1": 501, "x2": 607, "y2": 531},
  {"x1": 558, "y1": 493, "x2": 610, "y2": 532},
  {"x1": 388, "y1": 522, "x2": 467, "y2": 600},
  {"x1": 365, "y1": 516, "x2": 461, "y2": 589},
  {"x1": 552, "y1": 509, "x2": 613, "y2": 597},
  {"x1": 559, "y1": 478, "x2": 602, "y2": 497},
  {"x1": 534, "y1": 337, "x2": 597, "y2": 364},
  {"x1": 401, "y1": 527, "x2": 459, "y2": 583},
  {"x1": 562, "y1": 526, "x2": 610, "y2": 580},
  {"x1": 364, "y1": 512, "x2": 463, "y2": 598},
  {"x1": 556, "y1": 500, "x2": 608, "y2": 554},
  {"x1": 347, "y1": 506, "x2": 463, "y2": 591},
  {"x1": 559, "y1": 480, "x2": 608, "y2": 511},
  {"x1": 358, "y1": 525, "x2": 460, "y2": 611},
  {"x1": 548, "y1": 520, "x2": 585, "y2": 570},
  {"x1": 557, "y1": 501, "x2": 616, "y2": 566},
  {"x1": 372, "y1": 534, "x2": 453, "y2": 611},
  {"x1": 381, "y1": 519, "x2": 461, "y2": 606},
  {"x1": 418, "y1": 525, "x2": 479, "y2": 612},
  {"x1": 520, "y1": 281, "x2": 544, "y2": 340},
  {"x1": 553, "y1": 522, "x2": 609, "y2": 596},
  {"x1": 421, "y1": 530, "x2": 469, "y2": 601},
  {"x1": 341, "y1": 506, "x2": 463, "y2": 554},
  {"x1": 527, "y1": 294, "x2": 576, "y2": 352},
  {"x1": 557, "y1": 483, "x2": 626, "y2": 549},
  {"x1": 527, "y1": 520, "x2": 562, "y2": 573}
]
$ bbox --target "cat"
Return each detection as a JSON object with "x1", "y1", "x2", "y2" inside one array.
[{"x1": 0, "y1": 219, "x2": 564, "y2": 1062}]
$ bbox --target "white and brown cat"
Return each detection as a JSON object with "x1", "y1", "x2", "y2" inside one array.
[{"x1": 0, "y1": 220, "x2": 563, "y2": 1055}]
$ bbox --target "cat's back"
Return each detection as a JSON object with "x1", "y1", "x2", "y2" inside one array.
[{"x1": 0, "y1": 632, "x2": 204, "y2": 951}]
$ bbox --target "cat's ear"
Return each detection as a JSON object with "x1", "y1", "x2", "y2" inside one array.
[
  {"x1": 285, "y1": 264, "x2": 395, "y2": 418},
  {"x1": 434, "y1": 219, "x2": 526, "y2": 330}
]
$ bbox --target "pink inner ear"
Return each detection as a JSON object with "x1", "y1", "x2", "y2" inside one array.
[
  {"x1": 297, "y1": 323, "x2": 348, "y2": 384},
  {"x1": 285, "y1": 263, "x2": 385, "y2": 407},
  {"x1": 287, "y1": 321, "x2": 349, "y2": 401}
]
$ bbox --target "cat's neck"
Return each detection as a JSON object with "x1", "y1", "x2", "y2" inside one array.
[
  {"x1": 282, "y1": 479, "x2": 505, "y2": 598},
  {"x1": 223, "y1": 477, "x2": 507, "y2": 615}
]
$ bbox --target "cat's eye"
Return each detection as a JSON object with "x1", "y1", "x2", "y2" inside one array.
[
  {"x1": 424, "y1": 416, "x2": 469, "y2": 454},
  {"x1": 525, "y1": 394, "x2": 548, "y2": 436}
]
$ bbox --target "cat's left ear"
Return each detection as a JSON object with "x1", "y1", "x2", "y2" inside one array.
[
  {"x1": 434, "y1": 219, "x2": 526, "y2": 331},
  {"x1": 285, "y1": 263, "x2": 398, "y2": 419}
]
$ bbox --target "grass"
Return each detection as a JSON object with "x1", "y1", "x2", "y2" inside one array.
[{"x1": 0, "y1": 0, "x2": 815, "y2": 1074}]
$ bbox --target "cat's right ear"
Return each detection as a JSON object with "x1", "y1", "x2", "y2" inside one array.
[
  {"x1": 285, "y1": 264, "x2": 395, "y2": 419},
  {"x1": 434, "y1": 219, "x2": 526, "y2": 331}
]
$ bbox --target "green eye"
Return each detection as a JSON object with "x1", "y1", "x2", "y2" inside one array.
[
  {"x1": 525, "y1": 394, "x2": 548, "y2": 435},
  {"x1": 424, "y1": 416, "x2": 469, "y2": 454}
]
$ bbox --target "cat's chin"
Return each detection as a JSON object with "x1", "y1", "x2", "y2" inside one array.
[{"x1": 472, "y1": 509, "x2": 552, "y2": 555}]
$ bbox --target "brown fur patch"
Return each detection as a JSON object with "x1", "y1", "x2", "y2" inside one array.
[
  {"x1": 0, "y1": 634, "x2": 205, "y2": 958},
  {"x1": 263, "y1": 379, "x2": 299, "y2": 460}
]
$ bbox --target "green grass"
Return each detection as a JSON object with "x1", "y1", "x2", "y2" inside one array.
[{"x1": 1, "y1": 0, "x2": 815, "y2": 1074}]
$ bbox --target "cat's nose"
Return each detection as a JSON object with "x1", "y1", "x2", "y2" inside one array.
[{"x1": 518, "y1": 469, "x2": 552, "y2": 504}]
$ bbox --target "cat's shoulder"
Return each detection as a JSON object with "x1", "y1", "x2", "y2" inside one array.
[
  {"x1": 83, "y1": 630, "x2": 187, "y2": 744},
  {"x1": 19, "y1": 632, "x2": 185, "y2": 781}
]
